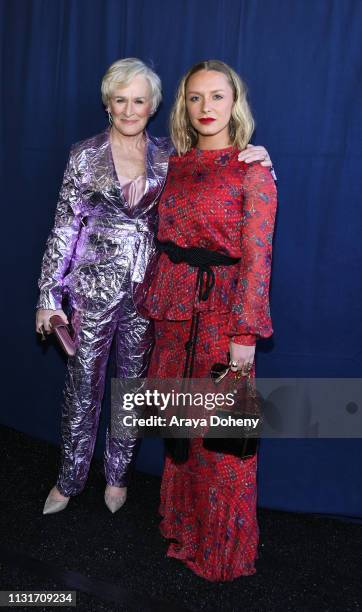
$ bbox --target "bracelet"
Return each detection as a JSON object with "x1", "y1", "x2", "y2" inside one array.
[{"x1": 269, "y1": 165, "x2": 277, "y2": 182}]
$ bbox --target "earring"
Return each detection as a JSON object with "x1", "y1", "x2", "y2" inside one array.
[{"x1": 107, "y1": 111, "x2": 113, "y2": 126}]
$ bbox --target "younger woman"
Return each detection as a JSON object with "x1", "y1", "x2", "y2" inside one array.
[{"x1": 145, "y1": 60, "x2": 277, "y2": 581}]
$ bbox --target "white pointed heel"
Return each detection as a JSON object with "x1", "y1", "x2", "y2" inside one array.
[
  {"x1": 43, "y1": 488, "x2": 70, "y2": 515},
  {"x1": 104, "y1": 487, "x2": 127, "y2": 514}
]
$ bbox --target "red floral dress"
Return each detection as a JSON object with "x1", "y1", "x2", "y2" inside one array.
[{"x1": 145, "y1": 146, "x2": 277, "y2": 581}]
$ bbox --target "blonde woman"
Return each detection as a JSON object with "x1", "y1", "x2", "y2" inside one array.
[
  {"x1": 36, "y1": 57, "x2": 273, "y2": 516},
  {"x1": 145, "y1": 60, "x2": 277, "y2": 580},
  {"x1": 36, "y1": 58, "x2": 173, "y2": 515}
]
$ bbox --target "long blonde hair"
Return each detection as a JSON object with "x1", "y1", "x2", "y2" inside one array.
[{"x1": 170, "y1": 60, "x2": 255, "y2": 155}]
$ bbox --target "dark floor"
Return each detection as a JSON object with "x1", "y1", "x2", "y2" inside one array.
[{"x1": 0, "y1": 425, "x2": 361, "y2": 612}]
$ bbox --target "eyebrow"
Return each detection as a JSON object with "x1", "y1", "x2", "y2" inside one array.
[{"x1": 187, "y1": 89, "x2": 226, "y2": 94}]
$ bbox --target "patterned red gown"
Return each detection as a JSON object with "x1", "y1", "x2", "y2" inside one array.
[{"x1": 145, "y1": 146, "x2": 277, "y2": 581}]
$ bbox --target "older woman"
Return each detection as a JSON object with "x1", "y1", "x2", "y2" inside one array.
[
  {"x1": 145, "y1": 60, "x2": 277, "y2": 580},
  {"x1": 36, "y1": 57, "x2": 273, "y2": 515}
]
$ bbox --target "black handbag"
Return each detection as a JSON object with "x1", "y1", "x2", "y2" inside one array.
[{"x1": 202, "y1": 363, "x2": 261, "y2": 459}]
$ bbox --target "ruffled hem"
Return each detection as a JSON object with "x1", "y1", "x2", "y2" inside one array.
[
  {"x1": 160, "y1": 519, "x2": 257, "y2": 582},
  {"x1": 158, "y1": 444, "x2": 259, "y2": 582}
]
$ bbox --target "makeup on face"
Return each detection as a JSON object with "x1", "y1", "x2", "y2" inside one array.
[
  {"x1": 185, "y1": 70, "x2": 235, "y2": 148},
  {"x1": 108, "y1": 74, "x2": 153, "y2": 137}
]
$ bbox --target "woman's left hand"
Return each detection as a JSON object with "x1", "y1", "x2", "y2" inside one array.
[
  {"x1": 238, "y1": 144, "x2": 272, "y2": 167},
  {"x1": 229, "y1": 341, "x2": 255, "y2": 374}
]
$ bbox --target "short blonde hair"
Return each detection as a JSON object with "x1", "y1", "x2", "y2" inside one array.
[
  {"x1": 101, "y1": 57, "x2": 162, "y2": 113},
  {"x1": 170, "y1": 60, "x2": 255, "y2": 155}
]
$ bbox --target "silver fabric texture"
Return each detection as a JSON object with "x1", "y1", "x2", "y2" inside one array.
[{"x1": 37, "y1": 128, "x2": 173, "y2": 496}]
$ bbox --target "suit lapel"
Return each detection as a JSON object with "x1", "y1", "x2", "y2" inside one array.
[
  {"x1": 90, "y1": 129, "x2": 170, "y2": 213},
  {"x1": 141, "y1": 133, "x2": 171, "y2": 213}
]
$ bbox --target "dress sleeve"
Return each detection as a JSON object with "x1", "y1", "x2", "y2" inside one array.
[
  {"x1": 227, "y1": 162, "x2": 277, "y2": 343},
  {"x1": 37, "y1": 147, "x2": 83, "y2": 310}
]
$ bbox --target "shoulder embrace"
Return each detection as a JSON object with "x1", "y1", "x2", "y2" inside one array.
[
  {"x1": 243, "y1": 160, "x2": 276, "y2": 186},
  {"x1": 243, "y1": 160, "x2": 271, "y2": 175}
]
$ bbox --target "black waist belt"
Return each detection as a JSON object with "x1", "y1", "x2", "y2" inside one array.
[{"x1": 155, "y1": 238, "x2": 240, "y2": 378}]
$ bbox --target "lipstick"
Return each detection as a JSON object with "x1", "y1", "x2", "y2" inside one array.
[{"x1": 199, "y1": 118, "x2": 216, "y2": 124}]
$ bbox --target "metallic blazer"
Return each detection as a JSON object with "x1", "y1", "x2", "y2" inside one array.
[{"x1": 37, "y1": 128, "x2": 174, "y2": 313}]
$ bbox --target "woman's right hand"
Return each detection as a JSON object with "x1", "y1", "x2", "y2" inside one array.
[{"x1": 36, "y1": 309, "x2": 69, "y2": 336}]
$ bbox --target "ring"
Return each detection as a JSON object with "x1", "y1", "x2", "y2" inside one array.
[{"x1": 230, "y1": 360, "x2": 238, "y2": 368}]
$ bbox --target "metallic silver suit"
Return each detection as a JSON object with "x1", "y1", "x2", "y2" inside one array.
[{"x1": 37, "y1": 128, "x2": 173, "y2": 496}]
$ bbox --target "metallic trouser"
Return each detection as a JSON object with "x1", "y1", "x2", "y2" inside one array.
[{"x1": 55, "y1": 225, "x2": 154, "y2": 497}]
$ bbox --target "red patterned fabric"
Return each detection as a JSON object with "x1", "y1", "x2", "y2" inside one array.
[
  {"x1": 148, "y1": 313, "x2": 259, "y2": 581},
  {"x1": 145, "y1": 147, "x2": 277, "y2": 581},
  {"x1": 144, "y1": 146, "x2": 277, "y2": 345}
]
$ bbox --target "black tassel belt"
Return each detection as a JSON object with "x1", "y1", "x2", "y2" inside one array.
[{"x1": 155, "y1": 238, "x2": 240, "y2": 378}]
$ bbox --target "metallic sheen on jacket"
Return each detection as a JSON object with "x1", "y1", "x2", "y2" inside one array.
[{"x1": 37, "y1": 128, "x2": 174, "y2": 311}]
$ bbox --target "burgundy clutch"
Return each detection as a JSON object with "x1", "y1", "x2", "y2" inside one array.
[{"x1": 49, "y1": 315, "x2": 76, "y2": 357}]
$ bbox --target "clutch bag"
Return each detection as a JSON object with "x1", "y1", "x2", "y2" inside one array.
[
  {"x1": 49, "y1": 315, "x2": 76, "y2": 357},
  {"x1": 202, "y1": 362, "x2": 261, "y2": 459}
]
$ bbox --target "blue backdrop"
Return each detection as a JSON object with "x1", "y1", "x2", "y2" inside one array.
[{"x1": 1, "y1": 0, "x2": 361, "y2": 517}]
